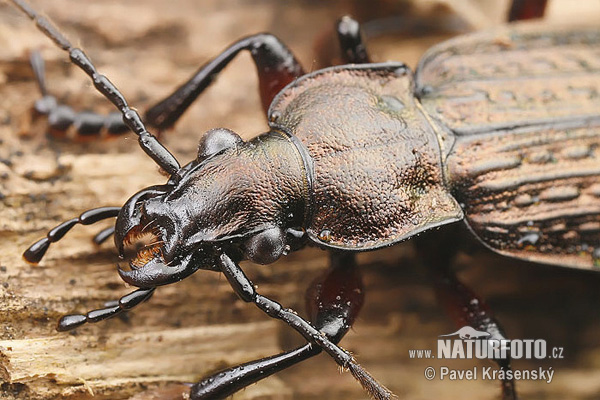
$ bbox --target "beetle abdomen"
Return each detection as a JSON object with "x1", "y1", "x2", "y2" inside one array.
[
  {"x1": 269, "y1": 64, "x2": 462, "y2": 250},
  {"x1": 417, "y1": 23, "x2": 600, "y2": 268}
]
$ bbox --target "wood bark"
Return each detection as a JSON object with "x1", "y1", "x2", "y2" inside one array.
[{"x1": 1, "y1": 1, "x2": 600, "y2": 399}]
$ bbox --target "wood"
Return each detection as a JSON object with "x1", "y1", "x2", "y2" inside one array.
[{"x1": 1, "y1": 1, "x2": 600, "y2": 399}]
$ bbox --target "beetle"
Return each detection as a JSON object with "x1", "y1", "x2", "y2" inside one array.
[
  {"x1": 25, "y1": 50, "x2": 130, "y2": 140},
  {"x1": 10, "y1": 0, "x2": 600, "y2": 399}
]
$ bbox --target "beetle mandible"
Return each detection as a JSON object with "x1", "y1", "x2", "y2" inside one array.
[{"x1": 11, "y1": 0, "x2": 600, "y2": 399}]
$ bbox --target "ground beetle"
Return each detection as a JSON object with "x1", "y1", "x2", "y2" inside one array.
[{"x1": 11, "y1": 0, "x2": 600, "y2": 398}]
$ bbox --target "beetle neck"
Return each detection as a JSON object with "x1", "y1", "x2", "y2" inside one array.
[
  {"x1": 243, "y1": 130, "x2": 311, "y2": 233},
  {"x1": 260, "y1": 129, "x2": 314, "y2": 231}
]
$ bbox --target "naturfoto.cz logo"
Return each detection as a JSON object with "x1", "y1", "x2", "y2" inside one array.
[
  {"x1": 409, "y1": 326, "x2": 564, "y2": 384},
  {"x1": 437, "y1": 326, "x2": 553, "y2": 360},
  {"x1": 408, "y1": 326, "x2": 564, "y2": 361}
]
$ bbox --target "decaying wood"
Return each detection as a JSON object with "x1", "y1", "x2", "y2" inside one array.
[{"x1": 2, "y1": 1, "x2": 600, "y2": 399}]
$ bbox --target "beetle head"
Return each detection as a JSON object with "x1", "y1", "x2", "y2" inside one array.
[{"x1": 114, "y1": 128, "x2": 308, "y2": 287}]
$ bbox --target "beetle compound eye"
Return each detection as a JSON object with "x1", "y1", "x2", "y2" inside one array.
[
  {"x1": 197, "y1": 128, "x2": 243, "y2": 161},
  {"x1": 243, "y1": 227, "x2": 285, "y2": 265}
]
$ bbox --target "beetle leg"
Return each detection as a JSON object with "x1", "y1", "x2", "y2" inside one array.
[
  {"x1": 28, "y1": 51, "x2": 130, "y2": 139},
  {"x1": 508, "y1": 0, "x2": 548, "y2": 22},
  {"x1": 56, "y1": 287, "x2": 155, "y2": 331},
  {"x1": 192, "y1": 344, "x2": 318, "y2": 400},
  {"x1": 29, "y1": 50, "x2": 48, "y2": 97},
  {"x1": 417, "y1": 229, "x2": 517, "y2": 400},
  {"x1": 190, "y1": 252, "x2": 363, "y2": 399},
  {"x1": 433, "y1": 266, "x2": 516, "y2": 399},
  {"x1": 336, "y1": 16, "x2": 371, "y2": 64},
  {"x1": 314, "y1": 15, "x2": 371, "y2": 67},
  {"x1": 144, "y1": 34, "x2": 304, "y2": 131},
  {"x1": 12, "y1": 0, "x2": 180, "y2": 174},
  {"x1": 217, "y1": 251, "x2": 396, "y2": 400},
  {"x1": 23, "y1": 206, "x2": 120, "y2": 264}
]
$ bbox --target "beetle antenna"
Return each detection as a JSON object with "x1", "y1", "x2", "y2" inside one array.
[
  {"x1": 10, "y1": 0, "x2": 180, "y2": 175},
  {"x1": 57, "y1": 287, "x2": 156, "y2": 331},
  {"x1": 23, "y1": 207, "x2": 121, "y2": 264}
]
